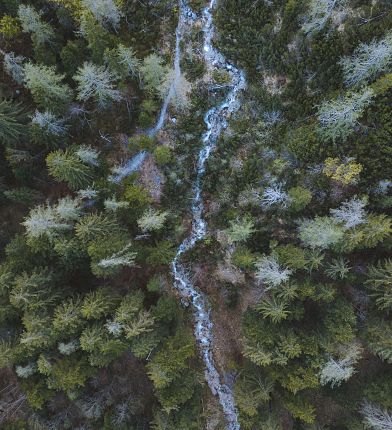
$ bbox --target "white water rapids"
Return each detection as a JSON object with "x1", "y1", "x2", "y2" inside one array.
[
  {"x1": 169, "y1": 1, "x2": 246, "y2": 429},
  {"x1": 114, "y1": 0, "x2": 245, "y2": 426}
]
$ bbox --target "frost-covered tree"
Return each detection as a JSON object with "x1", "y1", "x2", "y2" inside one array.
[
  {"x1": 75, "y1": 62, "x2": 122, "y2": 109},
  {"x1": 361, "y1": 402, "x2": 392, "y2": 430},
  {"x1": 137, "y1": 208, "x2": 168, "y2": 232},
  {"x1": 299, "y1": 217, "x2": 344, "y2": 249},
  {"x1": 302, "y1": 0, "x2": 346, "y2": 36},
  {"x1": 330, "y1": 197, "x2": 368, "y2": 229},
  {"x1": 97, "y1": 242, "x2": 137, "y2": 270},
  {"x1": 116, "y1": 43, "x2": 140, "y2": 78},
  {"x1": 47, "y1": 150, "x2": 93, "y2": 190},
  {"x1": 78, "y1": 187, "x2": 98, "y2": 200},
  {"x1": 24, "y1": 63, "x2": 73, "y2": 112},
  {"x1": 58, "y1": 339, "x2": 79, "y2": 355},
  {"x1": 340, "y1": 33, "x2": 392, "y2": 87},
  {"x1": 104, "y1": 196, "x2": 129, "y2": 211},
  {"x1": 320, "y1": 343, "x2": 362, "y2": 388},
  {"x1": 55, "y1": 197, "x2": 82, "y2": 221},
  {"x1": 82, "y1": 0, "x2": 122, "y2": 30},
  {"x1": 105, "y1": 320, "x2": 123, "y2": 337},
  {"x1": 22, "y1": 204, "x2": 71, "y2": 239},
  {"x1": 31, "y1": 110, "x2": 68, "y2": 136},
  {"x1": 2, "y1": 51, "x2": 25, "y2": 84},
  {"x1": 375, "y1": 180, "x2": 392, "y2": 195},
  {"x1": 255, "y1": 256, "x2": 292, "y2": 289},
  {"x1": 161, "y1": 70, "x2": 192, "y2": 110},
  {"x1": 225, "y1": 217, "x2": 255, "y2": 243},
  {"x1": 76, "y1": 145, "x2": 100, "y2": 166},
  {"x1": 15, "y1": 362, "x2": 37, "y2": 378},
  {"x1": 18, "y1": 4, "x2": 55, "y2": 46},
  {"x1": 317, "y1": 89, "x2": 374, "y2": 142},
  {"x1": 320, "y1": 357, "x2": 354, "y2": 387},
  {"x1": 140, "y1": 54, "x2": 169, "y2": 96},
  {"x1": 261, "y1": 182, "x2": 290, "y2": 208}
]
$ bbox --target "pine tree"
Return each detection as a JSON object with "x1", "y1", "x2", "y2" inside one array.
[
  {"x1": 256, "y1": 296, "x2": 290, "y2": 323},
  {"x1": 74, "y1": 62, "x2": 122, "y2": 109},
  {"x1": 320, "y1": 343, "x2": 362, "y2": 388},
  {"x1": 46, "y1": 150, "x2": 93, "y2": 190},
  {"x1": 2, "y1": 51, "x2": 25, "y2": 84},
  {"x1": 317, "y1": 89, "x2": 374, "y2": 142},
  {"x1": 22, "y1": 204, "x2": 71, "y2": 240},
  {"x1": 75, "y1": 213, "x2": 123, "y2": 243},
  {"x1": 104, "y1": 196, "x2": 129, "y2": 211},
  {"x1": 341, "y1": 33, "x2": 392, "y2": 87},
  {"x1": 82, "y1": 0, "x2": 122, "y2": 30},
  {"x1": 137, "y1": 208, "x2": 168, "y2": 233},
  {"x1": 366, "y1": 319, "x2": 392, "y2": 363},
  {"x1": 96, "y1": 242, "x2": 137, "y2": 271},
  {"x1": 31, "y1": 110, "x2": 68, "y2": 137},
  {"x1": 81, "y1": 288, "x2": 119, "y2": 320},
  {"x1": 18, "y1": 4, "x2": 54, "y2": 46},
  {"x1": 325, "y1": 257, "x2": 351, "y2": 280},
  {"x1": 330, "y1": 197, "x2": 368, "y2": 229},
  {"x1": 255, "y1": 256, "x2": 292, "y2": 289},
  {"x1": 23, "y1": 63, "x2": 73, "y2": 112},
  {"x1": 225, "y1": 217, "x2": 255, "y2": 243},
  {"x1": 302, "y1": 0, "x2": 346, "y2": 36},
  {"x1": 299, "y1": 217, "x2": 344, "y2": 249},
  {"x1": 52, "y1": 297, "x2": 84, "y2": 335},
  {"x1": 365, "y1": 259, "x2": 392, "y2": 311},
  {"x1": 361, "y1": 402, "x2": 392, "y2": 430},
  {"x1": 140, "y1": 54, "x2": 169, "y2": 96},
  {"x1": 0, "y1": 99, "x2": 26, "y2": 144},
  {"x1": 261, "y1": 182, "x2": 290, "y2": 208},
  {"x1": 75, "y1": 145, "x2": 100, "y2": 166},
  {"x1": 55, "y1": 197, "x2": 82, "y2": 221},
  {"x1": 117, "y1": 43, "x2": 140, "y2": 77},
  {"x1": 10, "y1": 268, "x2": 56, "y2": 311}
]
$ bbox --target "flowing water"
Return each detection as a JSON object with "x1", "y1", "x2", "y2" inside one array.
[{"x1": 171, "y1": 1, "x2": 246, "y2": 429}]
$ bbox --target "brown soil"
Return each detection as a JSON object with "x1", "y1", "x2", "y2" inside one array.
[{"x1": 193, "y1": 263, "x2": 263, "y2": 373}]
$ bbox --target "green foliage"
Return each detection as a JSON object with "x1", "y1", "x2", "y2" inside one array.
[
  {"x1": 0, "y1": 99, "x2": 26, "y2": 145},
  {"x1": 256, "y1": 296, "x2": 290, "y2": 324},
  {"x1": 154, "y1": 146, "x2": 172, "y2": 166},
  {"x1": 288, "y1": 186, "x2": 312, "y2": 212},
  {"x1": 299, "y1": 217, "x2": 344, "y2": 249},
  {"x1": 225, "y1": 217, "x2": 255, "y2": 244},
  {"x1": 75, "y1": 213, "x2": 123, "y2": 243},
  {"x1": 46, "y1": 150, "x2": 93, "y2": 190},
  {"x1": 23, "y1": 63, "x2": 72, "y2": 113},
  {"x1": 81, "y1": 288, "x2": 120, "y2": 320},
  {"x1": 147, "y1": 330, "x2": 195, "y2": 390},
  {"x1": 0, "y1": 15, "x2": 21, "y2": 38},
  {"x1": 140, "y1": 54, "x2": 168, "y2": 96},
  {"x1": 366, "y1": 259, "x2": 392, "y2": 311}
]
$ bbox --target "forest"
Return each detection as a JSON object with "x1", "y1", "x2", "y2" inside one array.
[{"x1": 0, "y1": 0, "x2": 391, "y2": 429}]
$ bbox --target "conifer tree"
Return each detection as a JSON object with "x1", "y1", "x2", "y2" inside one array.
[
  {"x1": 74, "y1": 62, "x2": 122, "y2": 109},
  {"x1": 341, "y1": 33, "x2": 392, "y2": 87},
  {"x1": 0, "y1": 99, "x2": 26, "y2": 144},
  {"x1": 317, "y1": 89, "x2": 374, "y2": 142},
  {"x1": 46, "y1": 150, "x2": 93, "y2": 190},
  {"x1": 18, "y1": 4, "x2": 54, "y2": 46},
  {"x1": 23, "y1": 63, "x2": 73, "y2": 112}
]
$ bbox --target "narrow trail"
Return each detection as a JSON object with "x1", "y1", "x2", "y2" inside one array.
[{"x1": 170, "y1": 1, "x2": 246, "y2": 429}]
